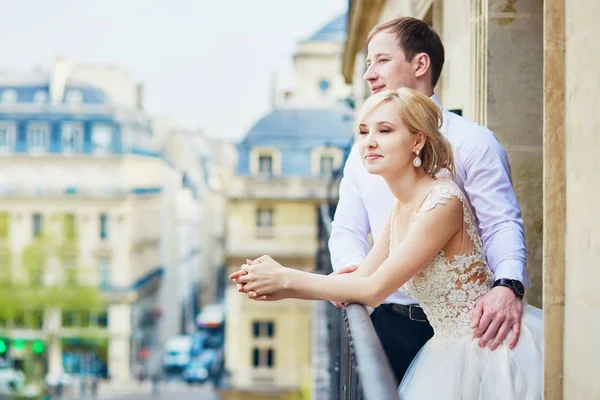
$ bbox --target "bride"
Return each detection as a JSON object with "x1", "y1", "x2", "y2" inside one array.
[{"x1": 230, "y1": 88, "x2": 542, "y2": 399}]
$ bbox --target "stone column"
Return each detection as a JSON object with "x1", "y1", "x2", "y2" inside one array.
[
  {"x1": 542, "y1": 0, "x2": 565, "y2": 397},
  {"x1": 562, "y1": 0, "x2": 600, "y2": 397},
  {"x1": 44, "y1": 308, "x2": 63, "y2": 375},
  {"x1": 472, "y1": 0, "x2": 545, "y2": 306},
  {"x1": 108, "y1": 304, "x2": 131, "y2": 382}
]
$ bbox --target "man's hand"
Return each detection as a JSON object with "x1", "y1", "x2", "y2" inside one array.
[
  {"x1": 469, "y1": 286, "x2": 523, "y2": 351},
  {"x1": 328, "y1": 265, "x2": 359, "y2": 308}
]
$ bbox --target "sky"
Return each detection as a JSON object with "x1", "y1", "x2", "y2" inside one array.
[{"x1": 0, "y1": 0, "x2": 348, "y2": 141}]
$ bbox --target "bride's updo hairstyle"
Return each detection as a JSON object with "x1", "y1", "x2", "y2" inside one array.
[{"x1": 356, "y1": 87, "x2": 455, "y2": 178}]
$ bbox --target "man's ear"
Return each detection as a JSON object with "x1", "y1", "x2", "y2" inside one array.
[{"x1": 413, "y1": 53, "x2": 431, "y2": 80}]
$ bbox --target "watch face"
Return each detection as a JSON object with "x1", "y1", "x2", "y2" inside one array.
[{"x1": 512, "y1": 281, "x2": 525, "y2": 297}]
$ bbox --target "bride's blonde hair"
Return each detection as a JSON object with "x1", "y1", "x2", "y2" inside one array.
[{"x1": 356, "y1": 87, "x2": 455, "y2": 178}]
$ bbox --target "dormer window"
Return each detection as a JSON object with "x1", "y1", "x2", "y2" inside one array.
[
  {"x1": 65, "y1": 90, "x2": 83, "y2": 105},
  {"x1": 319, "y1": 155, "x2": 334, "y2": 175},
  {"x1": 318, "y1": 79, "x2": 330, "y2": 93},
  {"x1": 1, "y1": 89, "x2": 17, "y2": 104},
  {"x1": 250, "y1": 147, "x2": 281, "y2": 177},
  {"x1": 34, "y1": 91, "x2": 48, "y2": 104},
  {"x1": 258, "y1": 155, "x2": 273, "y2": 176},
  {"x1": 312, "y1": 146, "x2": 342, "y2": 176}
]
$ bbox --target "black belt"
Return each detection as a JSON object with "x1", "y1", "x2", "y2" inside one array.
[{"x1": 382, "y1": 303, "x2": 429, "y2": 323}]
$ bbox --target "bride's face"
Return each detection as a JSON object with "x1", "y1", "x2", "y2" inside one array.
[{"x1": 358, "y1": 101, "x2": 415, "y2": 177}]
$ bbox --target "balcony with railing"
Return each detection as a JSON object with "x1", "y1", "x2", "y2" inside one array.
[{"x1": 313, "y1": 201, "x2": 399, "y2": 400}]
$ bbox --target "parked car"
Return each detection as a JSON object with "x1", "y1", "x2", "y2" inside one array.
[
  {"x1": 162, "y1": 335, "x2": 193, "y2": 372},
  {"x1": 182, "y1": 349, "x2": 218, "y2": 384}
]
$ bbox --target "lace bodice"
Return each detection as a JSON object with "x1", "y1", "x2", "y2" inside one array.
[{"x1": 391, "y1": 183, "x2": 492, "y2": 347}]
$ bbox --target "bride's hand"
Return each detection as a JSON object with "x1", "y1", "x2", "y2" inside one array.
[{"x1": 235, "y1": 255, "x2": 289, "y2": 296}]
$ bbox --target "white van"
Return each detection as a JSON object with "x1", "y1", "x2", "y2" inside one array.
[{"x1": 162, "y1": 335, "x2": 193, "y2": 371}]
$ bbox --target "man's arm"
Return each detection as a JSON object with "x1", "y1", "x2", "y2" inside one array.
[
  {"x1": 461, "y1": 128, "x2": 528, "y2": 285},
  {"x1": 461, "y1": 127, "x2": 528, "y2": 351},
  {"x1": 329, "y1": 146, "x2": 371, "y2": 270}
]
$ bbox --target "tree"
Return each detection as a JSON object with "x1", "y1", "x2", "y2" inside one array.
[{"x1": 0, "y1": 221, "x2": 104, "y2": 385}]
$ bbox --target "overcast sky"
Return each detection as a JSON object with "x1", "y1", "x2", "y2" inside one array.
[{"x1": 0, "y1": 0, "x2": 347, "y2": 140}]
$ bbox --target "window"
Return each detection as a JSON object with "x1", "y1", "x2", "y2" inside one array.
[
  {"x1": 258, "y1": 155, "x2": 273, "y2": 176},
  {"x1": 318, "y1": 79, "x2": 330, "y2": 92},
  {"x1": 0, "y1": 124, "x2": 16, "y2": 151},
  {"x1": 63, "y1": 258, "x2": 77, "y2": 285},
  {"x1": 256, "y1": 208, "x2": 273, "y2": 227},
  {"x1": 252, "y1": 321, "x2": 275, "y2": 338},
  {"x1": 98, "y1": 258, "x2": 110, "y2": 288},
  {"x1": 90, "y1": 311, "x2": 108, "y2": 327},
  {"x1": 92, "y1": 124, "x2": 113, "y2": 153},
  {"x1": 28, "y1": 124, "x2": 49, "y2": 152},
  {"x1": 252, "y1": 347, "x2": 274, "y2": 368},
  {"x1": 33, "y1": 91, "x2": 47, "y2": 104},
  {"x1": 62, "y1": 123, "x2": 83, "y2": 153},
  {"x1": 32, "y1": 213, "x2": 43, "y2": 237},
  {"x1": 65, "y1": 90, "x2": 83, "y2": 105},
  {"x1": 62, "y1": 311, "x2": 91, "y2": 327},
  {"x1": 99, "y1": 214, "x2": 108, "y2": 239},
  {"x1": 63, "y1": 214, "x2": 76, "y2": 240},
  {"x1": 320, "y1": 155, "x2": 334, "y2": 175},
  {"x1": 1, "y1": 90, "x2": 17, "y2": 103},
  {"x1": 256, "y1": 208, "x2": 274, "y2": 238},
  {"x1": 0, "y1": 212, "x2": 8, "y2": 238}
]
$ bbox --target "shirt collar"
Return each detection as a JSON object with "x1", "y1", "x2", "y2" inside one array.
[
  {"x1": 429, "y1": 93, "x2": 449, "y2": 134},
  {"x1": 430, "y1": 93, "x2": 443, "y2": 110}
]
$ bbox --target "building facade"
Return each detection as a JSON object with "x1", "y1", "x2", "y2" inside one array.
[
  {"x1": 0, "y1": 57, "x2": 204, "y2": 384},
  {"x1": 220, "y1": 15, "x2": 353, "y2": 400}
]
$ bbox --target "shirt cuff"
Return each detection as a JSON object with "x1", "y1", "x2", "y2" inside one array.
[
  {"x1": 493, "y1": 260, "x2": 531, "y2": 288},
  {"x1": 333, "y1": 259, "x2": 363, "y2": 271}
]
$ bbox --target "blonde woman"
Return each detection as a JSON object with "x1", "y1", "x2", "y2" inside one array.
[{"x1": 230, "y1": 88, "x2": 542, "y2": 399}]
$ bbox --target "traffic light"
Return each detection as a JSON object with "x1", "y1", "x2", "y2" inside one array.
[
  {"x1": 0, "y1": 339, "x2": 6, "y2": 354},
  {"x1": 32, "y1": 340, "x2": 45, "y2": 354}
]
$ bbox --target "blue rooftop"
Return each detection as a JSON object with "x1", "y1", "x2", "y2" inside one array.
[
  {"x1": 237, "y1": 106, "x2": 354, "y2": 176},
  {"x1": 240, "y1": 107, "x2": 353, "y2": 146},
  {"x1": 308, "y1": 14, "x2": 347, "y2": 42}
]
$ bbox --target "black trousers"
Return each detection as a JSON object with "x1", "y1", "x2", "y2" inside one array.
[{"x1": 370, "y1": 304, "x2": 434, "y2": 385}]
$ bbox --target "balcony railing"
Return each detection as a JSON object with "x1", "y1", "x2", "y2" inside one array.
[{"x1": 315, "y1": 203, "x2": 399, "y2": 400}]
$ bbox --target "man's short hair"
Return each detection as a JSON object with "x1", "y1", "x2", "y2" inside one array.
[{"x1": 368, "y1": 17, "x2": 445, "y2": 88}]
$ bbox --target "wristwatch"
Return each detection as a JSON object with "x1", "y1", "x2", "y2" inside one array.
[{"x1": 492, "y1": 279, "x2": 525, "y2": 299}]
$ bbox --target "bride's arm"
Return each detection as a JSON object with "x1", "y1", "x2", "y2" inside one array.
[
  {"x1": 350, "y1": 212, "x2": 392, "y2": 278},
  {"x1": 242, "y1": 195, "x2": 463, "y2": 306}
]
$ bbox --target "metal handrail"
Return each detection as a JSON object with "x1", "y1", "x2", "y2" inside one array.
[
  {"x1": 344, "y1": 304, "x2": 398, "y2": 399},
  {"x1": 317, "y1": 203, "x2": 399, "y2": 400}
]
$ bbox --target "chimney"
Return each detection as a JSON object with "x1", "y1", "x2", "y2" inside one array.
[{"x1": 50, "y1": 55, "x2": 71, "y2": 104}]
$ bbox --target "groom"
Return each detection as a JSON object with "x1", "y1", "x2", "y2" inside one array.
[{"x1": 328, "y1": 16, "x2": 529, "y2": 383}]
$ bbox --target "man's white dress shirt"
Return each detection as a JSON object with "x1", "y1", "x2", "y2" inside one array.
[{"x1": 329, "y1": 94, "x2": 529, "y2": 305}]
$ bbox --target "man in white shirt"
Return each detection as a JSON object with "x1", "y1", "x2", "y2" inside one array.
[{"x1": 329, "y1": 17, "x2": 529, "y2": 383}]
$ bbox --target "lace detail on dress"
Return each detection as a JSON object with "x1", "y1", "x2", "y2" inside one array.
[{"x1": 393, "y1": 183, "x2": 492, "y2": 347}]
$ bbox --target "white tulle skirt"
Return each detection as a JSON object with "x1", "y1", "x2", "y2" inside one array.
[{"x1": 398, "y1": 305, "x2": 543, "y2": 400}]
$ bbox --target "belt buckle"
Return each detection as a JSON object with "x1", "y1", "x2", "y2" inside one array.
[{"x1": 408, "y1": 305, "x2": 427, "y2": 322}]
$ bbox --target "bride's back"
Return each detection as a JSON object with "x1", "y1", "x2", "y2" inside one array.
[{"x1": 391, "y1": 181, "x2": 492, "y2": 345}]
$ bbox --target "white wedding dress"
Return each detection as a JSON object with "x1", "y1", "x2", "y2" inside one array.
[{"x1": 394, "y1": 183, "x2": 542, "y2": 399}]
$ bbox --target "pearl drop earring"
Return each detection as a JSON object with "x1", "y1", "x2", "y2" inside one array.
[{"x1": 413, "y1": 149, "x2": 422, "y2": 167}]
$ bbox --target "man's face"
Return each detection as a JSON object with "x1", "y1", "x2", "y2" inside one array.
[{"x1": 363, "y1": 30, "x2": 417, "y2": 95}]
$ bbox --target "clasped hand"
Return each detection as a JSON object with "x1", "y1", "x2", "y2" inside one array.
[{"x1": 228, "y1": 255, "x2": 287, "y2": 300}]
